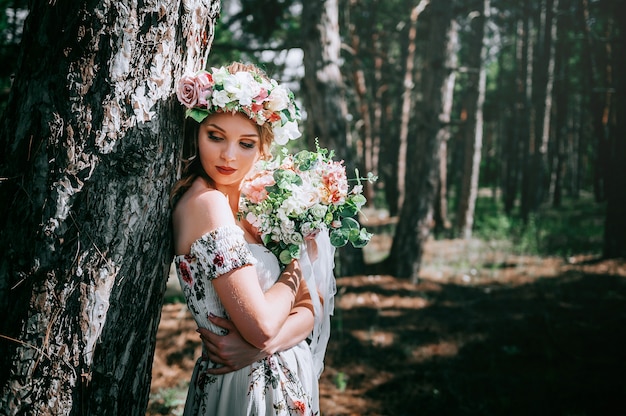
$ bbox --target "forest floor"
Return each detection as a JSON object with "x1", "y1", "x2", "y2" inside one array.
[{"x1": 146, "y1": 231, "x2": 626, "y2": 416}]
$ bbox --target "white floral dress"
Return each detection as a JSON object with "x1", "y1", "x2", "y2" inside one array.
[{"x1": 174, "y1": 225, "x2": 319, "y2": 416}]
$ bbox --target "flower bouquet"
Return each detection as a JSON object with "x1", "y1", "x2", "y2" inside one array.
[{"x1": 240, "y1": 144, "x2": 376, "y2": 265}]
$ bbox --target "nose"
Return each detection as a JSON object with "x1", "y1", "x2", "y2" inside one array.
[{"x1": 221, "y1": 142, "x2": 236, "y2": 161}]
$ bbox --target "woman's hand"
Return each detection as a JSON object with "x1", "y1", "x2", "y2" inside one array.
[{"x1": 198, "y1": 314, "x2": 268, "y2": 375}]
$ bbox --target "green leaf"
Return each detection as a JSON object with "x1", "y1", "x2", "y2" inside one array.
[
  {"x1": 274, "y1": 169, "x2": 302, "y2": 187},
  {"x1": 341, "y1": 217, "x2": 360, "y2": 230},
  {"x1": 351, "y1": 194, "x2": 367, "y2": 208},
  {"x1": 329, "y1": 229, "x2": 349, "y2": 247},
  {"x1": 339, "y1": 203, "x2": 358, "y2": 217},
  {"x1": 279, "y1": 249, "x2": 293, "y2": 265},
  {"x1": 347, "y1": 227, "x2": 361, "y2": 240},
  {"x1": 186, "y1": 108, "x2": 210, "y2": 123},
  {"x1": 288, "y1": 244, "x2": 301, "y2": 259},
  {"x1": 351, "y1": 228, "x2": 373, "y2": 248}
]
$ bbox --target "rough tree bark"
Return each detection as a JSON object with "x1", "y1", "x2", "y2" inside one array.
[
  {"x1": 0, "y1": 1, "x2": 219, "y2": 414},
  {"x1": 302, "y1": 0, "x2": 365, "y2": 275}
]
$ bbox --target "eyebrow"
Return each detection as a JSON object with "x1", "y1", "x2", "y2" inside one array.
[{"x1": 206, "y1": 123, "x2": 259, "y2": 138}]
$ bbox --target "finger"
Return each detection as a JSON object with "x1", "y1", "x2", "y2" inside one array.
[
  {"x1": 208, "y1": 314, "x2": 236, "y2": 331},
  {"x1": 206, "y1": 350, "x2": 225, "y2": 365},
  {"x1": 197, "y1": 327, "x2": 224, "y2": 346},
  {"x1": 197, "y1": 327, "x2": 214, "y2": 339},
  {"x1": 197, "y1": 330, "x2": 222, "y2": 357}
]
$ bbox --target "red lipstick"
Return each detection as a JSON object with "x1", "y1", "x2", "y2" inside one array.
[{"x1": 216, "y1": 166, "x2": 236, "y2": 175}]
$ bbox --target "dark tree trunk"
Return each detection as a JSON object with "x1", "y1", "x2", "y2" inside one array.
[
  {"x1": 551, "y1": 0, "x2": 569, "y2": 208},
  {"x1": 602, "y1": 2, "x2": 626, "y2": 258},
  {"x1": 520, "y1": 1, "x2": 536, "y2": 222},
  {"x1": 388, "y1": 0, "x2": 455, "y2": 282},
  {"x1": 396, "y1": 1, "x2": 429, "y2": 213},
  {"x1": 529, "y1": 0, "x2": 558, "y2": 212},
  {"x1": 579, "y1": 0, "x2": 610, "y2": 202},
  {"x1": 0, "y1": 1, "x2": 219, "y2": 414}
]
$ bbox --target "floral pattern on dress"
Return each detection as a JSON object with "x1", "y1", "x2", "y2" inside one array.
[
  {"x1": 249, "y1": 356, "x2": 315, "y2": 415},
  {"x1": 190, "y1": 225, "x2": 257, "y2": 281},
  {"x1": 174, "y1": 233, "x2": 320, "y2": 415}
]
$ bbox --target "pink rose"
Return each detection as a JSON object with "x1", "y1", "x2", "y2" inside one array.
[
  {"x1": 176, "y1": 74, "x2": 199, "y2": 109},
  {"x1": 195, "y1": 71, "x2": 213, "y2": 107}
]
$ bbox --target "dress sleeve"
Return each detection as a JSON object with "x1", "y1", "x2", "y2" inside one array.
[{"x1": 189, "y1": 225, "x2": 257, "y2": 280}]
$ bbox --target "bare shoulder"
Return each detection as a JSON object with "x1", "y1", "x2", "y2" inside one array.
[{"x1": 173, "y1": 179, "x2": 234, "y2": 254}]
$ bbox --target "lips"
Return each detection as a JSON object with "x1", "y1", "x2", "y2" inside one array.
[{"x1": 216, "y1": 166, "x2": 236, "y2": 175}]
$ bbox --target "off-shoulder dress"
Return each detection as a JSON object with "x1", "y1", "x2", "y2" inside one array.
[{"x1": 174, "y1": 225, "x2": 330, "y2": 416}]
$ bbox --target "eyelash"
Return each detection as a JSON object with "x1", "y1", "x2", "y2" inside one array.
[{"x1": 208, "y1": 133, "x2": 256, "y2": 149}]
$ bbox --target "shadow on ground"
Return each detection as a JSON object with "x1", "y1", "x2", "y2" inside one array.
[{"x1": 148, "y1": 256, "x2": 626, "y2": 416}]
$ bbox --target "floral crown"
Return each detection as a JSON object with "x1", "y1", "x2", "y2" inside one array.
[{"x1": 176, "y1": 66, "x2": 302, "y2": 145}]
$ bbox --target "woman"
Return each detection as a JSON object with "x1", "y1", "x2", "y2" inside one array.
[{"x1": 170, "y1": 62, "x2": 334, "y2": 415}]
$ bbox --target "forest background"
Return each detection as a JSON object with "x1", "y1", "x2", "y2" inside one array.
[{"x1": 0, "y1": 0, "x2": 624, "y2": 415}]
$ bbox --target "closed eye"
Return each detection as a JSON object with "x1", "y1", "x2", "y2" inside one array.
[{"x1": 240, "y1": 141, "x2": 256, "y2": 149}]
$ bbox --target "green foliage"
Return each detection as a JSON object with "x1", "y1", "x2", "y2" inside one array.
[
  {"x1": 473, "y1": 195, "x2": 604, "y2": 257},
  {"x1": 334, "y1": 372, "x2": 347, "y2": 392},
  {"x1": 162, "y1": 293, "x2": 186, "y2": 304},
  {"x1": 148, "y1": 383, "x2": 188, "y2": 416},
  {"x1": 0, "y1": 1, "x2": 28, "y2": 113}
]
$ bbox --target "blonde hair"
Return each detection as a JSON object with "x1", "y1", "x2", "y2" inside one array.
[{"x1": 169, "y1": 62, "x2": 275, "y2": 207}]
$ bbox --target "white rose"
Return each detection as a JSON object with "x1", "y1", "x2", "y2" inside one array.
[
  {"x1": 309, "y1": 203, "x2": 327, "y2": 219},
  {"x1": 211, "y1": 66, "x2": 230, "y2": 84},
  {"x1": 288, "y1": 232, "x2": 304, "y2": 245},
  {"x1": 271, "y1": 226, "x2": 282, "y2": 242},
  {"x1": 280, "y1": 219, "x2": 296, "y2": 234},
  {"x1": 281, "y1": 196, "x2": 306, "y2": 217},
  {"x1": 221, "y1": 72, "x2": 260, "y2": 107},
  {"x1": 301, "y1": 222, "x2": 322, "y2": 238},
  {"x1": 266, "y1": 85, "x2": 290, "y2": 112},
  {"x1": 273, "y1": 120, "x2": 301, "y2": 145},
  {"x1": 212, "y1": 89, "x2": 232, "y2": 108}
]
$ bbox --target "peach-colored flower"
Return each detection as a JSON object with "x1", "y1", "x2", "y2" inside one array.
[
  {"x1": 242, "y1": 172, "x2": 275, "y2": 204},
  {"x1": 322, "y1": 161, "x2": 348, "y2": 205}
]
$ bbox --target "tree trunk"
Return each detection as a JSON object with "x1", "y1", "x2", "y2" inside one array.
[
  {"x1": 433, "y1": 16, "x2": 458, "y2": 236},
  {"x1": 579, "y1": 0, "x2": 609, "y2": 202},
  {"x1": 520, "y1": 1, "x2": 536, "y2": 222},
  {"x1": 499, "y1": 38, "x2": 517, "y2": 214},
  {"x1": 302, "y1": 0, "x2": 365, "y2": 275},
  {"x1": 527, "y1": 0, "x2": 557, "y2": 213},
  {"x1": 551, "y1": 0, "x2": 568, "y2": 208},
  {"x1": 0, "y1": 1, "x2": 219, "y2": 414},
  {"x1": 389, "y1": 0, "x2": 455, "y2": 282},
  {"x1": 456, "y1": 0, "x2": 488, "y2": 239},
  {"x1": 602, "y1": 3, "x2": 626, "y2": 258},
  {"x1": 397, "y1": 0, "x2": 430, "y2": 212}
]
